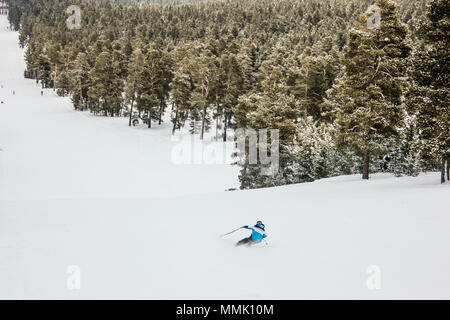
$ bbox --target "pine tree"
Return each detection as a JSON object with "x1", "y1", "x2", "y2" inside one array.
[
  {"x1": 125, "y1": 46, "x2": 145, "y2": 126},
  {"x1": 56, "y1": 70, "x2": 71, "y2": 97},
  {"x1": 325, "y1": 0, "x2": 410, "y2": 180},
  {"x1": 110, "y1": 47, "x2": 125, "y2": 116},
  {"x1": 24, "y1": 40, "x2": 38, "y2": 78},
  {"x1": 139, "y1": 44, "x2": 167, "y2": 128},
  {"x1": 37, "y1": 47, "x2": 52, "y2": 88},
  {"x1": 408, "y1": 0, "x2": 449, "y2": 183},
  {"x1": 292, "y1": 48, "x2": 341, "y2": 121},
  {"x1": 155, "y1": 46, "x2": 173, "y2": 126},
  {"x1": 46, "y1": 43, "x2": 62, "y2": 91},
  {"x1": 189, "y1": 48, "x2": 216, "y2": 140},
  {"x1": 88, "y1": 51, "x2": 114, "y2": 115},
  {"x1": 234, "y1": 87, "x2": 300, "y2": 189},
  {"x1": 284, "y1": 118, "x2": 359, "y2": 184},
  {"x1": 382, "y1": 115, "x2": 422, "y2": 177},
  {"x1": 70, "y1": 52, "x2": 90, "y2": 110},
  {"x1": 218, "y1": 53, "x2": 244, "y2": 141},
  {"x1": 170, "y1": 57, "x2": 192, "y2": 134}
]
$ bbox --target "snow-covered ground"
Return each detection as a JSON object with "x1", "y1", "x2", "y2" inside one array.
[{"x1": 1, "y1": 15, "x2": 449, "y2": 299}]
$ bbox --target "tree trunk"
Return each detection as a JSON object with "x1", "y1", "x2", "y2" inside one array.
[
  {"x1": 240, "y1": 151, "x2": 250, "y2": 190},
  {"x1": 215, "y1": 94, "x2": 219, "y2": 140},
  {"x1": 223, "y1": 115, "x2": 227, "y2": 142},
  {"x1": 362, "y1": 150, "x2": 370, "y2": 180},
  {"x1": 441, "y1": 157, "x2": 446, "y2": 184},
  {"x1": 128, "y1": 98, "x2": 134, "y2": 127},
  {"x1": 200, "y1": 105, "x2": 207, "y2": 140},
  {"x1": 215, "y1": 116, "x2": 219, "y2": 140},
  {"x1": 148, "y1": 110, "x2": 152, "y2": 128},
  {"x1": 447, "y1": 157, "x2": 449, "y2": 181},
  {"x1": 79, "y1": 75, "x2": 83, "y2": 109},
  {"x1": 54, "y1": 64, "x2": 57, "y2": 91},
  {"x1": 172, "y1": 107, "x2": 179, "y2": 135},
  {"x1": 159, "y1": 102, "x2": 163, "y2": 125}
]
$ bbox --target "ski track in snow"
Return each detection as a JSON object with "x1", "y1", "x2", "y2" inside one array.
[{"x1": 1, "y1": 15, "x2": 450, "y2": 299}]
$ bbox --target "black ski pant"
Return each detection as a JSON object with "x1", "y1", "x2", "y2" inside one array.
[{"x1": 236, "y1": 236, "x2": 256, "y2": 247}]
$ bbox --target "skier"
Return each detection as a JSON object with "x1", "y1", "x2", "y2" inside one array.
[{"x1": 236, "y1": 221, "x2": 267, "y2": 246}]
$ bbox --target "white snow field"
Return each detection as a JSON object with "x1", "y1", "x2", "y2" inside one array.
[{"x1": 1, "y1": 15, "x2": 449, "y2": 299}]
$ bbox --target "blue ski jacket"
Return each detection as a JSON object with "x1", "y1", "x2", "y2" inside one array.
[{"x1": 244, "y1": 224, "x2": 267, "y2": 242}]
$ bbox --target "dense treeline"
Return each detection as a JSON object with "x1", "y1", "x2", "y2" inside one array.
[{"x1": 7, "y1": 0, "x2": 450, "y2": 187}]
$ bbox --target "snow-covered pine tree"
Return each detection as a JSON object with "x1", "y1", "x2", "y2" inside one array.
[
  {"x1": 292, "y1": 44, "x2": 341, "y2": 121},
  {"x1": 234, "y1": 91, "x2": 299, "y2": 188},
  {"x1": 281, "y1": 117, "x2": 360, "y2": 185},
  {"x1": 136, "y1": 46, "x2": 159, "y2": 128},
  {"x1": 55, "y1": 70, "x2": 71, "y2": 97},
  {"x1": 408, "y1": 0, "x2": 450, "y2": 183},
  {"x1": 188, "y1": 48, "x2": 216, "y2": 140},
  {"x1": 70, "y1": 52, "x2": 90, "y2": 111},
  {"x1": 325, "y1": 0, "x2": 411, "y2": 180},
  {"x1": 381, "y1": 115, "x2": 422, "y2": 177},
  {"x1": 37, "y1": 47, "x2": 52, "y2": 88},
  {"x1": 218, "y1": 52, "x2": 245, "y2": 141},
  {"x1": 139, "y1": 42, "x2": 172, "y2": 128},
  {"x1": 125, "y1": 46, "x2": 146, "y2": 126},
  {"x1": 170, "y1": 57, "x2": 192, "y2": 134},
  {"x1": 88, "y1": 50, "x2": 122, "y2": 116}
]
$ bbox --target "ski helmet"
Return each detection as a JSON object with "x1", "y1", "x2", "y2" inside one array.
[{"x1": 256, "y1": 220, "x2": 265, "y2": 228}]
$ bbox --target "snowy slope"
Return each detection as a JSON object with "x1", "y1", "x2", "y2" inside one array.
[
  {"x1": 1, "y1": 15, "x2": 449, "y2": 299},
  {"x1": 0, "y1": 17, "x2": 239, "y2": 201}
]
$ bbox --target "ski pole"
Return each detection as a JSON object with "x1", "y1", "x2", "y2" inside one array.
[
  {"x1": 263, "y1": 239, "x2": 269, "y2": 246},
  {"x1": 220, "y1": 227, "x2": 243, "y2": 237}
]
